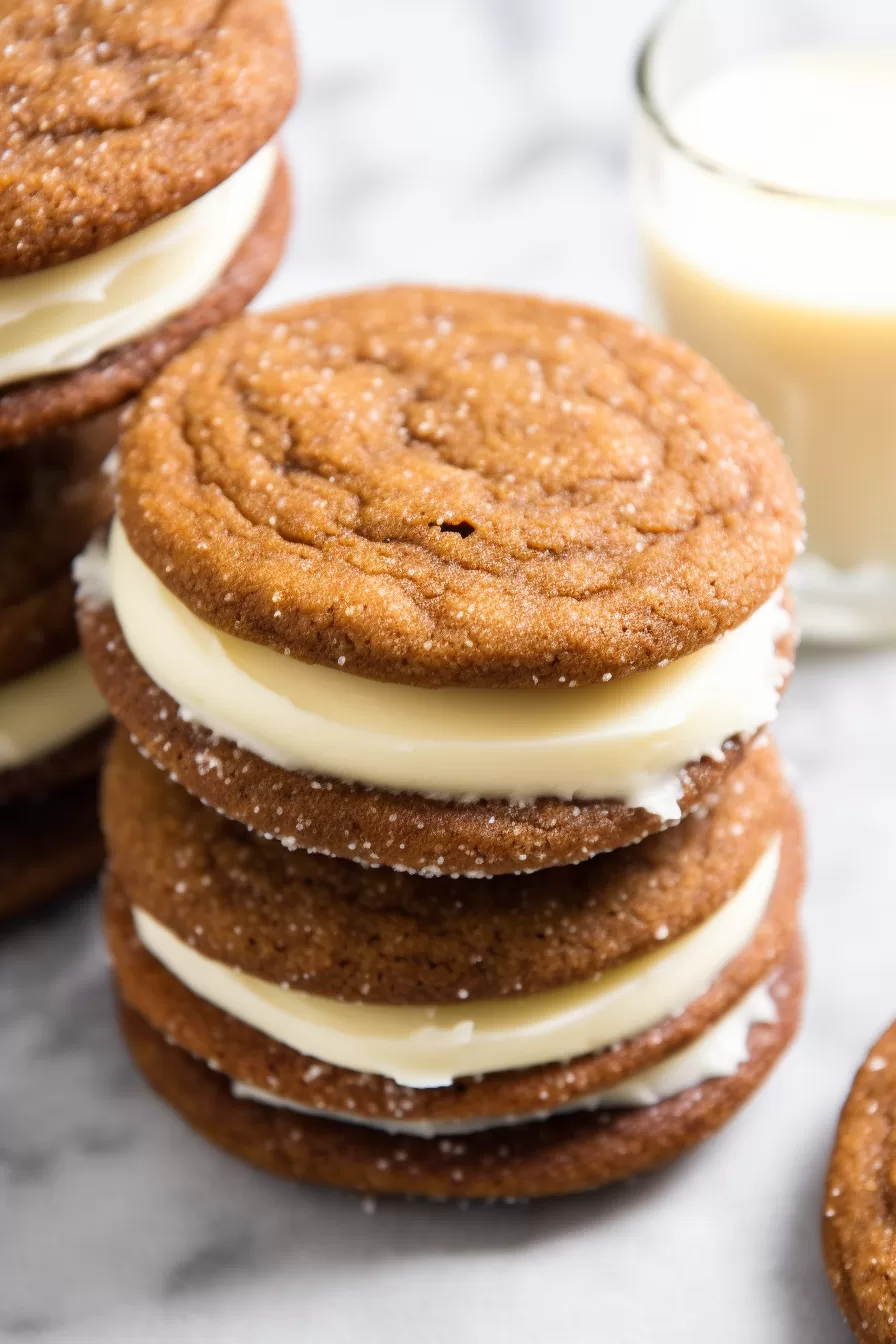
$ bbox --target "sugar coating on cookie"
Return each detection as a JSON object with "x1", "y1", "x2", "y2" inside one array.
[
  {"x1": 0, "y1": 0, "x2": 297, "y2": 275},
  {"x1": 107, "y1": 808, "x2": 802, "y2": 1106},
  {"x1": 103, "y1": 730, "x2": 791, "y2": 1004},
  {"x1": 825, "y1": 1023, "x2": 896, "y2": 1342},
  {"x1": 116, "y1": 943, "x2": 804, "y2": 1198},
  {"x1": 116, "y1": 286, "x2": 803, "y2": 689}
]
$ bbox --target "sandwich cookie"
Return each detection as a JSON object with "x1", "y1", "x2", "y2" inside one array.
[
  {"x1": 105, "y1": 732, "x2": 805, "y2": 1197},
  {"x1": 0, "y1": 0, "x2": 296, "y2": 447},
  {"x1": 80, "y1": 287, "x2": 803, "y2": 876},
  {"x1": 824, "y1": 1023, "x2": 896, "y2": 1341}
]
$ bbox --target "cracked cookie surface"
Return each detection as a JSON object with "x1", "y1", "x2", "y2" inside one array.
[
  {"x1": 0, "y1": 0, "x2": 296, "y2": 276},
  {"x1": 116, "y1": 286, "x2": 803, "y2": 689}
]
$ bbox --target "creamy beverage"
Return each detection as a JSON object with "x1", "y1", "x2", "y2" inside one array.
[{"x1": 637, "y1": 45, "x2": 896, "y2": 637}]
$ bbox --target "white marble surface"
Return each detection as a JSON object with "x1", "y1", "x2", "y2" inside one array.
[{"x1": 3, "y1": 2, "x2": 891, "y2": 1339}]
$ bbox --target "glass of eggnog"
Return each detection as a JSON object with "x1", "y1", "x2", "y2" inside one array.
[{"x1": 634, "y1": 0, "x2": 896, "y2": 643}]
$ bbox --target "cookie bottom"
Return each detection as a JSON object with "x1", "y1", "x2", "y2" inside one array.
[
  {"x1": 118, "y1": 939, "x2": 803, "y2": 1200},
  {"x1": 0, "y1": 774, "x2": 103, "y2": 920},
  {"x1": 81, "y1": 599, "x2": 763, "y2": 877}
]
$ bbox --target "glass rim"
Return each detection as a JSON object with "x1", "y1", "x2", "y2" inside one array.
[{"x1": 634, "y1": 1, "x2": 896, "y2": 213}]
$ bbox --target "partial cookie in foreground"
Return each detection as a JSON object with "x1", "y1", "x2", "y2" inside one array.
[
  {"x1": 119, "y1": 942, "x2": 803, "y2": 1200},
  {"x1": 78, "y1": 287, "x2": 802, "y2": 876},
  {"x1": 824, "y1": 1023, "x2": 896, "y2": 1341}
]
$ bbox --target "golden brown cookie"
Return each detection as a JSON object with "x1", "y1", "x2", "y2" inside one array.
[
  {"x1": 0, "y1": 157, "x2": 291, "y2": 448},
  {"x1": 115, "y1": 287, "x2": 802, "y2": 688},
  {"x1": 103, "y1": 728, "x2": 792, "y2": 1003},
  {"x1": 0, "y1": 0, "x2": 296, "y2": 276},
  {"x1": 105, "y1": 806, "x2": 803, "y2": 1127},
  {"x1": 824, "y1": 1023, "x2": 896, "y2": 1341},
  {"x1": 0, "y1": 411, "x2": 115, "y2": 680},
  {"x1": 0, "y1": 775, "x2": 103, "y2": 920},
  {"x1": 80, "y1": 599, "x2": 790, "y2": 876},
  {"x1": 117, "y1": 940, "x2": 803, "y2": 1199}
]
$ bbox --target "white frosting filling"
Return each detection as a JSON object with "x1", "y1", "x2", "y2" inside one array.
[
  {"x1": 133, "y1": 837, "x2": 779, "y2": 1088},
  {"x1": 0, "y1": 650, "x2": 107, "y2": 770},
  {"x1": 0, "y1": 145, "x2": 277, "y2": 389},
  {"x1": 106, "y1": 519, "x2": 790, "y2": 815},
  {"x1": 230, "y1": 980, "x2": 779, "y2": 1137}
]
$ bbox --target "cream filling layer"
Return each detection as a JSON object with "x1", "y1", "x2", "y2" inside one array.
[
  {"x1": 230, "y1": 981, "x2": 779, "y2": 1137},
  {"x1": 107, "y1": 520, "x2": 790, "y2": 815},
  {"x1": 0, "y1": 144, "x2": 277, "y2": 389},
  {"x1": 0, "y1": 650, "x2": 107, "y2": 770},
  {"x1": 133, "y1": 837, "x2": 780, "y2": 1089}
]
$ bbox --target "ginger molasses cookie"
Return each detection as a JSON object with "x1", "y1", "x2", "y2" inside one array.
[
  {"x1": 0, "y1": 0, "x2": 296, "y2": 276},
  {"x1": 115, "y1": 287, "x2": 801, "y2": 688},
  {"x1": 118, "y1": 941, "x2": 803, "y2": 1199},
  {"x1": 824, "y1": 1023, "x2": 896, "y2": 1341},
  {"x1": 78, "y1": 288, "x2": 799, "y2": 876},
  {"x1": 105, "y1": 808, "x2": 802, "y2": 1130},
  {"x1": 103, "y1": 730, "x2": 791, "y2": 1004}
]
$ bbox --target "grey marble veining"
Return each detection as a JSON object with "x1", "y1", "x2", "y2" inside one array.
[{"x1": 2, "y1": 2, "x2": 883, "y2": 1339}]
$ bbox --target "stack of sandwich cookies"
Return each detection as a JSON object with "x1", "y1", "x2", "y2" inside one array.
[
  {"x1": 0, "y1": 0, "x2": 296, "y2": 918},
  {"x1": 79, "y1": 286, "x2": 806, "y2": 1195},
  {"x1": 104, "y1": 732, "x2": 804, "y2": 1197}
]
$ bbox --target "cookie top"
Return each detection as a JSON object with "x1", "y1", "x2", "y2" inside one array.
[
  {"x1": 116, "y1": 286, "x2": 803, "y2": 689},
  {"x1": 824, "y1": 1022, "x2": 896, "y2": 1342},
  {"x1": 0, "y1": 0, "x2": 296, "y2": 277},
  {"x1": 104, "y1": 729, "x2": 789, "y2": 1004}
]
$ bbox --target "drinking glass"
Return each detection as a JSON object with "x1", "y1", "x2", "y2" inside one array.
[{"x1": 633, "y1": 0, "x2": 896, "y2": 643}]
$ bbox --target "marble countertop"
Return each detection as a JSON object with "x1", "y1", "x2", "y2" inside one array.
[{"x1": 3, "y1": 2, "x2": 888, "y2": 1339}]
